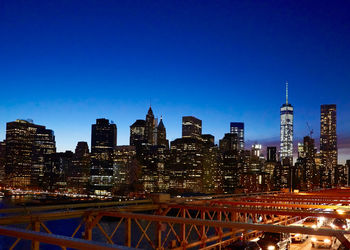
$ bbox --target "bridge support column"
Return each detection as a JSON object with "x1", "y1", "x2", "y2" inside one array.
[
  {"x1": 31, "y1": 221, "x2": 40, "y2": 250},
  {"x1": 180, "y1": 209, "x2": 187, "y2": 248},
  {"x1": 125, "y1": 217, "x2": 131, "y2": 247},
  {"x1": 200, "y1": 210, "x2": 207, "y2": 248},
  {"x1": 84, "y1": 215, "x2": 93, "y2": 241},
  {"x1": 216, "y1": 211, "x2": 223, "y2": 246},
  {"x1": 156, "y1": 222, "x2": 163, "y2": 250}
]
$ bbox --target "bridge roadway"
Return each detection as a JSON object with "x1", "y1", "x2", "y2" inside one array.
[
  {"x1": 291, "y1": 237, "x2": 346, "y2": 250},
  {"x1": 1, "y1": 188, "x2": 350, "y2": 249}
]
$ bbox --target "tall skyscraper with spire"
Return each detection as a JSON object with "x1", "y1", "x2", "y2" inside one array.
[
  {"x1": 280, "y1": 81, "x2": 294, "y2": 162},
  {"x1": 145, "y1": 106, "x2": 156, "y2": 145}
]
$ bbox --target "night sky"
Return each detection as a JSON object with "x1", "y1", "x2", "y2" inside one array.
[{"x1": 1, "y1": 1, "x2": 350, "y2": 162}]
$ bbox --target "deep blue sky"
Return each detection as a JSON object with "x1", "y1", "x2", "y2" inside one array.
[{"x1": 1, "y1": 1, "x2": 350, "y2": 162}]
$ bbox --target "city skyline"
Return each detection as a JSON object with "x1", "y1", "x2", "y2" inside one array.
[
  {"x1": 1, "y1": 1, "x2": 350, "y2": 162},
  {"x1": 0, "y1": 100, "x2": 348, "y2": 164}
]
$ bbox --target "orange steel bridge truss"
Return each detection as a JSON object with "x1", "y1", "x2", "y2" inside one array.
[{"x1": 1, "y1": 188, "x2": 350, "y2": 249}]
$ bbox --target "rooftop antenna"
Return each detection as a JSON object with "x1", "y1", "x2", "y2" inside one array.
[{"x1": 286, "y1": 81, "x2": 289, "y2": 105}]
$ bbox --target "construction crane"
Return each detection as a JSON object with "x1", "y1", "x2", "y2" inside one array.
[{"x1": 306, "y1": 122, "x2": 314, "y2": 138}]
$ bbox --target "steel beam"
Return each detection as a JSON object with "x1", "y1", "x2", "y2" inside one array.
[
  {"x1": 0, "y1": 225, "x2": 135, "y2": 250},
  {"x1": 101, "y1": 211, "x2": 350, "y2": 246},
  {"x1": 162, "y1": 204, "x2": 350, "y2": 220}
]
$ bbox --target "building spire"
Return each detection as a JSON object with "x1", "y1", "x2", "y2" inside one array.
[{"x1": 286, "y1": 81, "x2": 289, "y2": 105}]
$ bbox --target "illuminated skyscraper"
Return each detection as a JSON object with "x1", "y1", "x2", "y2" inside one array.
[
  {"x1": 145, "y1": 106, "x2": 156, "y2": 145},
  {"x1": 280, "y1": 82, "x2": 294, "y2": 162},
  {"x1": 5, "y1": 119, "x2": 56, "y2": 187},
  {"x1": 91, "y1": 118, "x2": 117, "y2": 153},
  {"x1": 182, "y1": 116, "x2": 202, "y2": 139},
  {"x1": 267, "y1": 147, "x2": 277, "y2": 162},
  {"x1": 230, "y1": 122, "x2": 244, "y2": 150},
  {"x1": 320, "y1": 104, "x2": 337, "y2": 186}
]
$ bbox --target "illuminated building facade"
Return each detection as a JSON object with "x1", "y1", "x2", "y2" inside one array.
[
  {"x1": 90, "y1": 118, "x2": 117, "y2": 195},
  {"x1": 251, "y1": 144, "x2": 262, "y2": 158},
  {"x1": 113, "y1": 146, "x2": 137, "y2": 194},
  {"x1": 43, "y1": 151, "x2": 73, "y2": 192},
  {"x1": 182, "y1": 116, "x2": 202, "y2": 139},
  {"x1": 296, "y1": 136, "x2": 317, "y2": 190},
  {"x1": 0, "y1": 141, "x2": 6, "y2": 183},
  {"x1": 130, "y1": 120, "x2": 146, "y2": 146},
  {"x1": 5, "y1": 119, "x2": 56, "y2": 188},
  {"x1": 230, "y1": 122, "x2": 244, "y2": 151},
  {"x1": 267, "y1": 147, "x2": 277, "y2": 162},
  {"x1": 219, "y1": 133, "x2": 238, "y2": 152},
  {"x1": 280, "y1": 82, "x2": 294, "y2": 163},
  {"x1": 91, "y1": 119, "x2": 117, "y2": 153},
  {"x1": 130, "y1": 107, "x2": 159, "y2": 147},
  {"x1": 320, "y1": 104, "x2": 337, "y2": 186},
  {"x1": 68, "y1": 142, "x2": 91, "y2": 193}
]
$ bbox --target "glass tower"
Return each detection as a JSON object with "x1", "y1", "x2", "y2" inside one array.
[
  {"x1": 280, "y1": 82, "x2": 294, "y2": 162},
  {"x1": 320, "y1": 104, "x2": 337, "y2": 186},
  {"x1": 230, "y1": 122, "x2": 244, "y2": 151}
]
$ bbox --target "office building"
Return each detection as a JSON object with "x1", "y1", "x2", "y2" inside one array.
[
  {"x1": 145, "y1": 107, "x2": 157, "y2": 145},
  {"x1": 267, "y1": 147, "x2": 277, "y2": 162},
  {"x1": 5, "y1": 119, "x2": 56, "y2": 188},
  {"x1": 130, "y1": 120, "x2": 146, "y2": 146},
  {"x1": 320, "y1": 104, "x2": 337, "y2": 186},
  {"x1": 219, "y1": 133, "x2": 238, "y2": 152},
  {"x1": 182, "y1": 116, "x2": 202, "y2": 139},
  {"x1": 68, "y1": 142, "x2": 91, "y2": 193},
  {"x1": 230, "y1": 122, "x2": 244, "y2": 150},
  {"x1": 157, "y1": 117, "x2": 169, "y2": 148},
  {"x1": 251, "y1": 144, "x2": 262, "y2": 158},
  {"x1": 91, "y1": 118, "x2": 117, "y2": 153}
]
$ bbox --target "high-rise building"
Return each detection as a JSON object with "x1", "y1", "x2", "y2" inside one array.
[
  {"x1": 43, "y1": 151, "x2": 73, "y2": 192},
  {"x1": 130, "y1": 107, "x2": 158, "y2": 147},
  {"x1": 91, "y1": 119, "x2": 117, "y2": 154},
  {"x1": 68, "y1": 142, "x2": 90, "y2": 193},
  {"x1": 75, "y1": 141, "x2": 89, "y2": 157},
  {"x1": 280, "y1": 82, "x2": 294, "y2": 162},
  {"x1": 230, "y1": 122, "x2": 244, "y2": 150},
  {"x1": 0, "y1": 141, "x2": 6, "y2": 183},
  {"x1": 320, "y1": 104, "x2": 337, "y2": 186},
  {"x1": 157, "y1": 117, "x2": 169, "y2": 148},
  {"x1": 201, "y1": 134, "x2": 215, "y2": 146},
  {"x1": 298, "y1": 143, "x2": 305, "y2": 158},
  {"x1": 267, "y1": 147, "x2": 277, "y2": 162},
  {"x1": 90, "y1": 119, "x2": 117, "y2": 195},
  {"x1": 130, "y1": 120, "x2": 146, "y2": 146},
  {"x1": 145, "y1": 107, "x2": 156, "y2": 145},
  {"x1": 346, "y1": 160, "x2": 350, "y2": 187},
  {"x1": 5, "y1": 119, "x2": 56, "y2": 188},
  {"x1": 182, "y1": 116, "x2": 202, "y2": 139},
  {"x1": 265, "y1": 147, "x2": 278, "y2": 190},
  {"x1": 169, "y1": 137, "x2": 219, "y2": 193},
  {"x1": 296, "y1": 136, "x2": 317, "y2": 190},
  {"x1": 251, "y1": 144, "x2": 262, "y2": 158},
  {"x1": 219, "y1": 133, "x2": 238, "y2": 152}
]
